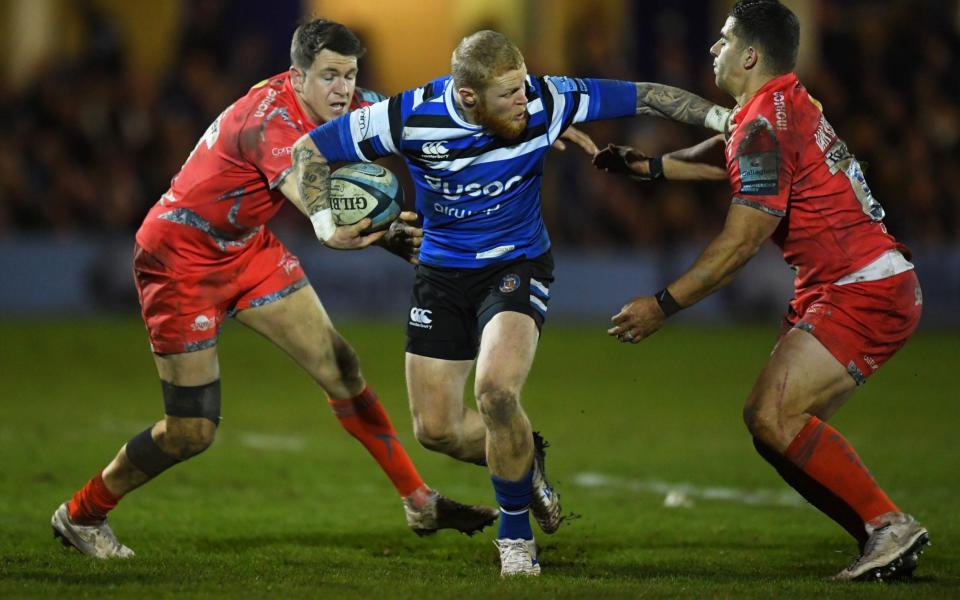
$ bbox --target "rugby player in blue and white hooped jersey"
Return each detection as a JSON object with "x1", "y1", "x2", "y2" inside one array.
[{"x1": 294, "y1": 30, "x2": 733, "y2": 576}]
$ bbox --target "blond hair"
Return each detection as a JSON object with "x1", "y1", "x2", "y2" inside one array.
[{"x1": 451, "y1": 30, "x2": 524, "y2": 91}]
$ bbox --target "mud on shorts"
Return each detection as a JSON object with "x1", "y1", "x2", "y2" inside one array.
[
  {"x1": 133, "y1": 232, "x2": 308, "y2": 354},
  {"x1": 406, "y1": 252, "x2": 555, "y2": 360},
  {"x1": 781, "y1": 270, "x2": 922, "y2": 385}
]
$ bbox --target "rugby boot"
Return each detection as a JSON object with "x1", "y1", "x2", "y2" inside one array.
[
  {"x1": 404, "y1": 490, "x2": 498, "y2": 536},
  {"x1": 495, "y1": 538, "x2": 540, "y2": 576},
  {"x1": 834, "y1": 512, "x2": 929, "y2": 581},
  {"x1": 530, "y1": 431, "x2": 563, "y2": 534},
  {"x1": 51, "y1": 502, "x2": 134, "y2": 559}
]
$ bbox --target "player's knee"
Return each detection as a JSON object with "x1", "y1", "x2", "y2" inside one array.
[
  {"x1": 160, "y1": 379, "x2": 220, "y2": 459},
  {"x1": 160, "y1": 420, "x2": 217, "y2": 460},
  {"x1": 476, "y1": 385, "x2": 520, "y2": 426},
  {"x1": 742, "y1": 396, "x2": 780, "y2": 446},
  {"x1": 412, "y1": 415, "x2": 459, "y2": 454}
]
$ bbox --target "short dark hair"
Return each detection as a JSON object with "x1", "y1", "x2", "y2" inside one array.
[
  {"x1": 730, "y1": 0, "x2": 799, "y2": 75},
  {"x1": 290, "y1": 19, "x2": 366, "y2": 70}
]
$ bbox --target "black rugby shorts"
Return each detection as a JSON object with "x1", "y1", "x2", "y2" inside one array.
[{"x1": 405, "y1": 251, "x2": 554, "y2": 360}]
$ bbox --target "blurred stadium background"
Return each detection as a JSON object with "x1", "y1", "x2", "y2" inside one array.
[{"x1": 0, "y1": 0, "x2": 957, "y2": 326}]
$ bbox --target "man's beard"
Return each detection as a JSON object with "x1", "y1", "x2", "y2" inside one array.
[{"x1": 475, "y1": 98, "x2": 529, "y2": 140}]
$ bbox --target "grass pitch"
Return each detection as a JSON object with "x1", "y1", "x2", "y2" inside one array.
[{"x1": 1, "y1": 317, "x2": 957, "y2": 598}]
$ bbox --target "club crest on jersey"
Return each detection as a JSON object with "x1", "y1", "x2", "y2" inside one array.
[
  {"x1": 499, "y1": 274, "x2": 521, "y2": 293},
  {"x1": 421, "y1": 141, "x2": 450, "y2": 159}
]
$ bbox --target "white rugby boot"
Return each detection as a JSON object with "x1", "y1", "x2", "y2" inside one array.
[
  {"x1": 495, "y1": 538, "x2": 540, "y2": 577},
  {"x1": 530, "y1": 431, "x2": 563, "y2": 534},
  {"x1": 834, "y1": 512, "x2": 929, "y2": 581},
  {"x1": 404, "y1": 489, "x2": 499, "y2": 537},
  {"x1": 51, "y1": 502, "x2": 134, "y2": 559}
]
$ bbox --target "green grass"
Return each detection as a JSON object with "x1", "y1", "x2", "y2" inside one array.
[{"x1": 1, "y1": 318, "x2": 957, "y2": 598}]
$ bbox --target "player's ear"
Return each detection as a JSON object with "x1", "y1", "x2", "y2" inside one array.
[
  {"x1": 457, "y1": 87, "x2": 478, "y2": 108},
  {"x1": 743, "y1": 47, "x2": 759, "y2": 70},
  {"x1": 289, "y1": 67, "x2": 304, "y2": 93}
]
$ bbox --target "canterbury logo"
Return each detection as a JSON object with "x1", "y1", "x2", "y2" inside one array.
[
  {"x1": 409, "y1": 307, "x2": 433, "y2": 325},
  {"x1": 421, "y1": 141, "x2": 450, "y2": 158}
]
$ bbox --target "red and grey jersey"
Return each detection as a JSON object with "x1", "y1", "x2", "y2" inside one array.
[
  {"x1": 136, "y1": 72, "x2": 383, "y2": 268},
  {"x1": 725, "y1": 72, "x2": 900, "y2": 292}
]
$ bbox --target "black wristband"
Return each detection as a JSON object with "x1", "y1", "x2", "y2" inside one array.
[
  {"x1": 655, "y1": 287, "x2": 683, "y2": 317},
  {"x1": 648, "y1": 156, "x2": 664, "y2": 180}
]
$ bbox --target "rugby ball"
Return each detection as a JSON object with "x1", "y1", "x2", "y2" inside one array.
[{"x1": 329, "y1": 163, "x2": 403, "y2": 232}]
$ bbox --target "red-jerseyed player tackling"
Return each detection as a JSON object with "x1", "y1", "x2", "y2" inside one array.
[
  {"x1": 596, "y1": 0, "x2": 928, "y2": 583},
  {"x1": 50, "y1": 19, "x2": 499, "y2": 559}
]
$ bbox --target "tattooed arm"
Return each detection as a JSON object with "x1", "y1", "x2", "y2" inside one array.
[
  {"x1": 635, "y1": 83, "x2": 732, "y2": 133},
  {"x1": 287, "y1": 134, "x2": 385, "y2": 249}
]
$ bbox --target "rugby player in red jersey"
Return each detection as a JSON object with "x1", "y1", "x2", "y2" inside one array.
[
  {"x1": 598, "y1": 0, "x2": 929, "y2": 582},
  {"x1": 50, "y1": 18, "x2": 500, "y2": 559}
]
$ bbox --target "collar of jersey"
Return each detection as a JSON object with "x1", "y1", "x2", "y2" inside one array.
[
  {"x1": 443, "y1": 79, "x2": 482, "y2": 131},
  {"x1": 735, "y1": 71, "x2": 798, "y2": 124}
]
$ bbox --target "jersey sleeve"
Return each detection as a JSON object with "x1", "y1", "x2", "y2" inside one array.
[
  {"x1": 727, "y1": 110, "x2": 796, "y2": 217},
  {"x1": 309, "y1": 93, "x2": 406, "y2": 164},
  {"x1": 537, "y1": 76, "x2": 636, "y2": 144},
  {"x1": 235, "y1": 103, "x2": 305, "y2": 189}
]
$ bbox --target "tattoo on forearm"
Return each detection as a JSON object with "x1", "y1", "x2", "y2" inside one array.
[
  {"x1": 294, "y1": 145, "x2": 330, "y2": 215},
  {"x1": 635, "y1": 83, "x2": 718, "y2": 127}
]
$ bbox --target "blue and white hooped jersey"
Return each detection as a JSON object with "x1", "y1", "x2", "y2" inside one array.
[{"x1": 309, "y1": 75, "x2": 636, "y2": 268}]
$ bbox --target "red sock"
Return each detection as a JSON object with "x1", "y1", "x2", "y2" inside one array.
[
  {"x1": 67, "y1": 471, "x2": 121, "y2": 524},
  {"x1": 328, "y1": 386, "x2": 425, "y2": 498},
  {"x1": 785, "y1": 416, "x2": 899, "y2": 522}
]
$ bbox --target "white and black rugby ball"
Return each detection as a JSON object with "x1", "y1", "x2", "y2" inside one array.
[{"x1": 329, "y1": 163, "x2": 403, "y2": 232}]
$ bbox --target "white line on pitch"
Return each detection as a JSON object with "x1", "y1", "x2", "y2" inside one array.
[
  {"x1": 573, "y1": 471, "x2": 805, "y2": 508},
  {"x1": 235, "y1": 432, "x2": 307, "y2": 452}
]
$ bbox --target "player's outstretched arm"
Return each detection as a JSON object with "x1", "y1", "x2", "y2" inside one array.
[
  {"x1": 608, "y1": 203, "x2": 781, "y2": 344},
  {"x1": 289, "y1": 134, "x2": 386, "y2": 250},
  {"x1": 593, "y1": 136, "x2": 726, "y2": 182},
  {"x1": 634, "y1": 83, "x2": 733, "y2": 133}
]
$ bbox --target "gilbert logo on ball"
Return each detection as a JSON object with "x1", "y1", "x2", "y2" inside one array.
[{"x1": 329, "y1": 163, "x2": 403, "y2": 232}]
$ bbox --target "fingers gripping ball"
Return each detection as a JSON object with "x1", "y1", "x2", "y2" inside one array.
[{"x1": 329, "y1": 163, "x2": 403, "y2": 232}]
